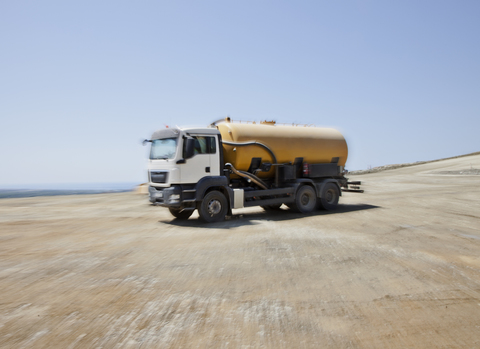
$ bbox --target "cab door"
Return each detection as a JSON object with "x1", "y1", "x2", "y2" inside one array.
[
  {"x1": 180, "y1": 134, "x2": 220, "y2": 183},
  {"x1": 208, "y1": 135, "x2": 221, "y2": 176}
]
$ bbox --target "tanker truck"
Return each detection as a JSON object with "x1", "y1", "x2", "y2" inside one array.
[{"x1": 145, "y1": 118, "x2": 362, "y2": 222}]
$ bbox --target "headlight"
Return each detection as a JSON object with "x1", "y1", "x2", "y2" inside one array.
[{"x1": 170, "y1": 194, "x2": 180, "y2": 200}]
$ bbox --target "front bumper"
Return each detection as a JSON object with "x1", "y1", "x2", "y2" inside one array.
[{"x1": 148, "y1": 185, "x2": 182, "y2": 207}]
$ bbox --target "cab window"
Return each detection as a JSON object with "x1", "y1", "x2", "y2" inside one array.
[{"x1": 191, "y1": 136, "x2": 216, "y2": 155}]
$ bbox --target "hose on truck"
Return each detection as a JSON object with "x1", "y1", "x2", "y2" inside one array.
[
  {"x1": 225, "y1": 163, "x2": 269, "y2": 190},
  {"x1": 221, "y1": 141, "x2": 278, "y2": 164}
]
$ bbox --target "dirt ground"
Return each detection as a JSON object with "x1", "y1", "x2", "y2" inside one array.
[{"x1": 1, "y1": 155, "x2": 480, "y2": 348}]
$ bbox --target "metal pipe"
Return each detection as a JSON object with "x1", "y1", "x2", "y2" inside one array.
[
  {"x1": 225, "y1": 163, "x2": 268, "y2": 190},
  {"x1": 221, "y1": 141, "x2": 278, "y2": 164}
]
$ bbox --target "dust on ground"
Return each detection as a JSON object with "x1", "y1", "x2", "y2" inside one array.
[{"x1": 1, "y1": 154, "x2": 480, "y2": 348}]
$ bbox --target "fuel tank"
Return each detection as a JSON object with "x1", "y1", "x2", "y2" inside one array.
[{"x1": 216, "y1": 121, "x2": 348, "y2": 179}]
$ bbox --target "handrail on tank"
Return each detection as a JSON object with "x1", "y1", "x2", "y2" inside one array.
[
  {"x1": 274, "y1": 122, "x2": 316, "y2": 127},
  {"x1": 210, "y1": 117, "x2": 316, "y2": 128}
]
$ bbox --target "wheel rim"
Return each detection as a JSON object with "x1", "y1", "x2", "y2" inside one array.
[
  {"x1": 301, "y1": 193, "x2": 310, "y2": 206},
  {"x1": 325, "y1": 189, "x2": 335, "y2": 204},
  {"x1": 207, "y1": 199, "x2": 222, "y2": 216}
]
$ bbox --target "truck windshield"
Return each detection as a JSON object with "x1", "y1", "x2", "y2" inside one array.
[{"x1": 150, "y1": 138, "x2": 177, "y2": 160}]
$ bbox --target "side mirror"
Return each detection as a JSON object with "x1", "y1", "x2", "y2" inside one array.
[{"x1": 184, "y1": 137, "x2": 195, "y2": 159}]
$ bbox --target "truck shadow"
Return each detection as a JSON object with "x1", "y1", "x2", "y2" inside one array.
[{"x1": 160, "y1": 203, "x2": 380, "y2": 229}]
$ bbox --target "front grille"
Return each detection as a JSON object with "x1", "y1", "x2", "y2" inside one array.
[{"x1": 150, "y1": 171, "x2": 168, "y2": 183}]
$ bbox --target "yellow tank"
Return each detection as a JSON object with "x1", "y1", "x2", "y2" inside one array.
[{"x1": 216, "y1": 121, "x2": 348, "y2": 179}]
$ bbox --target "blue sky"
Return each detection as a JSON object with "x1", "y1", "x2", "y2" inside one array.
[{"x1": 1, "y1": 1, "x2": 479, "y2": 187}]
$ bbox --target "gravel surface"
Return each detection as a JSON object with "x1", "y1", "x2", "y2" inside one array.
[{"x1": 1, "y1": 154, "x2": 480, "y2": 348}]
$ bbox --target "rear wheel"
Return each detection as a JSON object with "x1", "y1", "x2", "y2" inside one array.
[
  {"x1": 317, "y1": 183, "x2": 339, "y2": 210},
  {"x1": 168, "y1": 207, "x2": 194, "y2": 220},
  {"x1": 197, "y1": 190, "x2": 228, "y2": 223},
  {"x1": 290, "y1": 185, "x2": 316, "y2": 213}
]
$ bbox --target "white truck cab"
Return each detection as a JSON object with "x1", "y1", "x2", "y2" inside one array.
[{"x1": 147, "y1": 127, "x2": 226, "y2": 219}]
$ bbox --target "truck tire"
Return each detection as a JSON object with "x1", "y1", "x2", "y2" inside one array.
[
  {"x1": 290, "y1": 185, "x2": 316, "y2": 213},
  {"x1": 168, "y1": 207, "x2": 194, "y2": 220},
  {"x1": 197, "y1": 190, "x2": 228, "y2": 223},
  {"x1": 317, "y1": 182, "x2": 339, "y2": 210}
]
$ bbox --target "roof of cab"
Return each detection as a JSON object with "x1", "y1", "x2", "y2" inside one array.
[
  {"x1": 179, "y1": 127, "x2": 220, "y2": 134},
  {"x1": 150, "y1": 127, "x2": 219, "y2": 140}
]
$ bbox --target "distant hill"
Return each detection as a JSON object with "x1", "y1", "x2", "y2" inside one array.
[{"x1": 349, "y1": 151, "x2": 480, "y2": 175}]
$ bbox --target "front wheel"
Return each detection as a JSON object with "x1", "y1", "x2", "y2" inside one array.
[
  {"x1": 197, "y1": 190, "x2": 228, "y2": 223},
  {"x1": 317, "y1": 183, "x2": 339, "y2": 210},
  {"x1": 168, "y1": 207, "x2": 194, "y2": 220}
]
